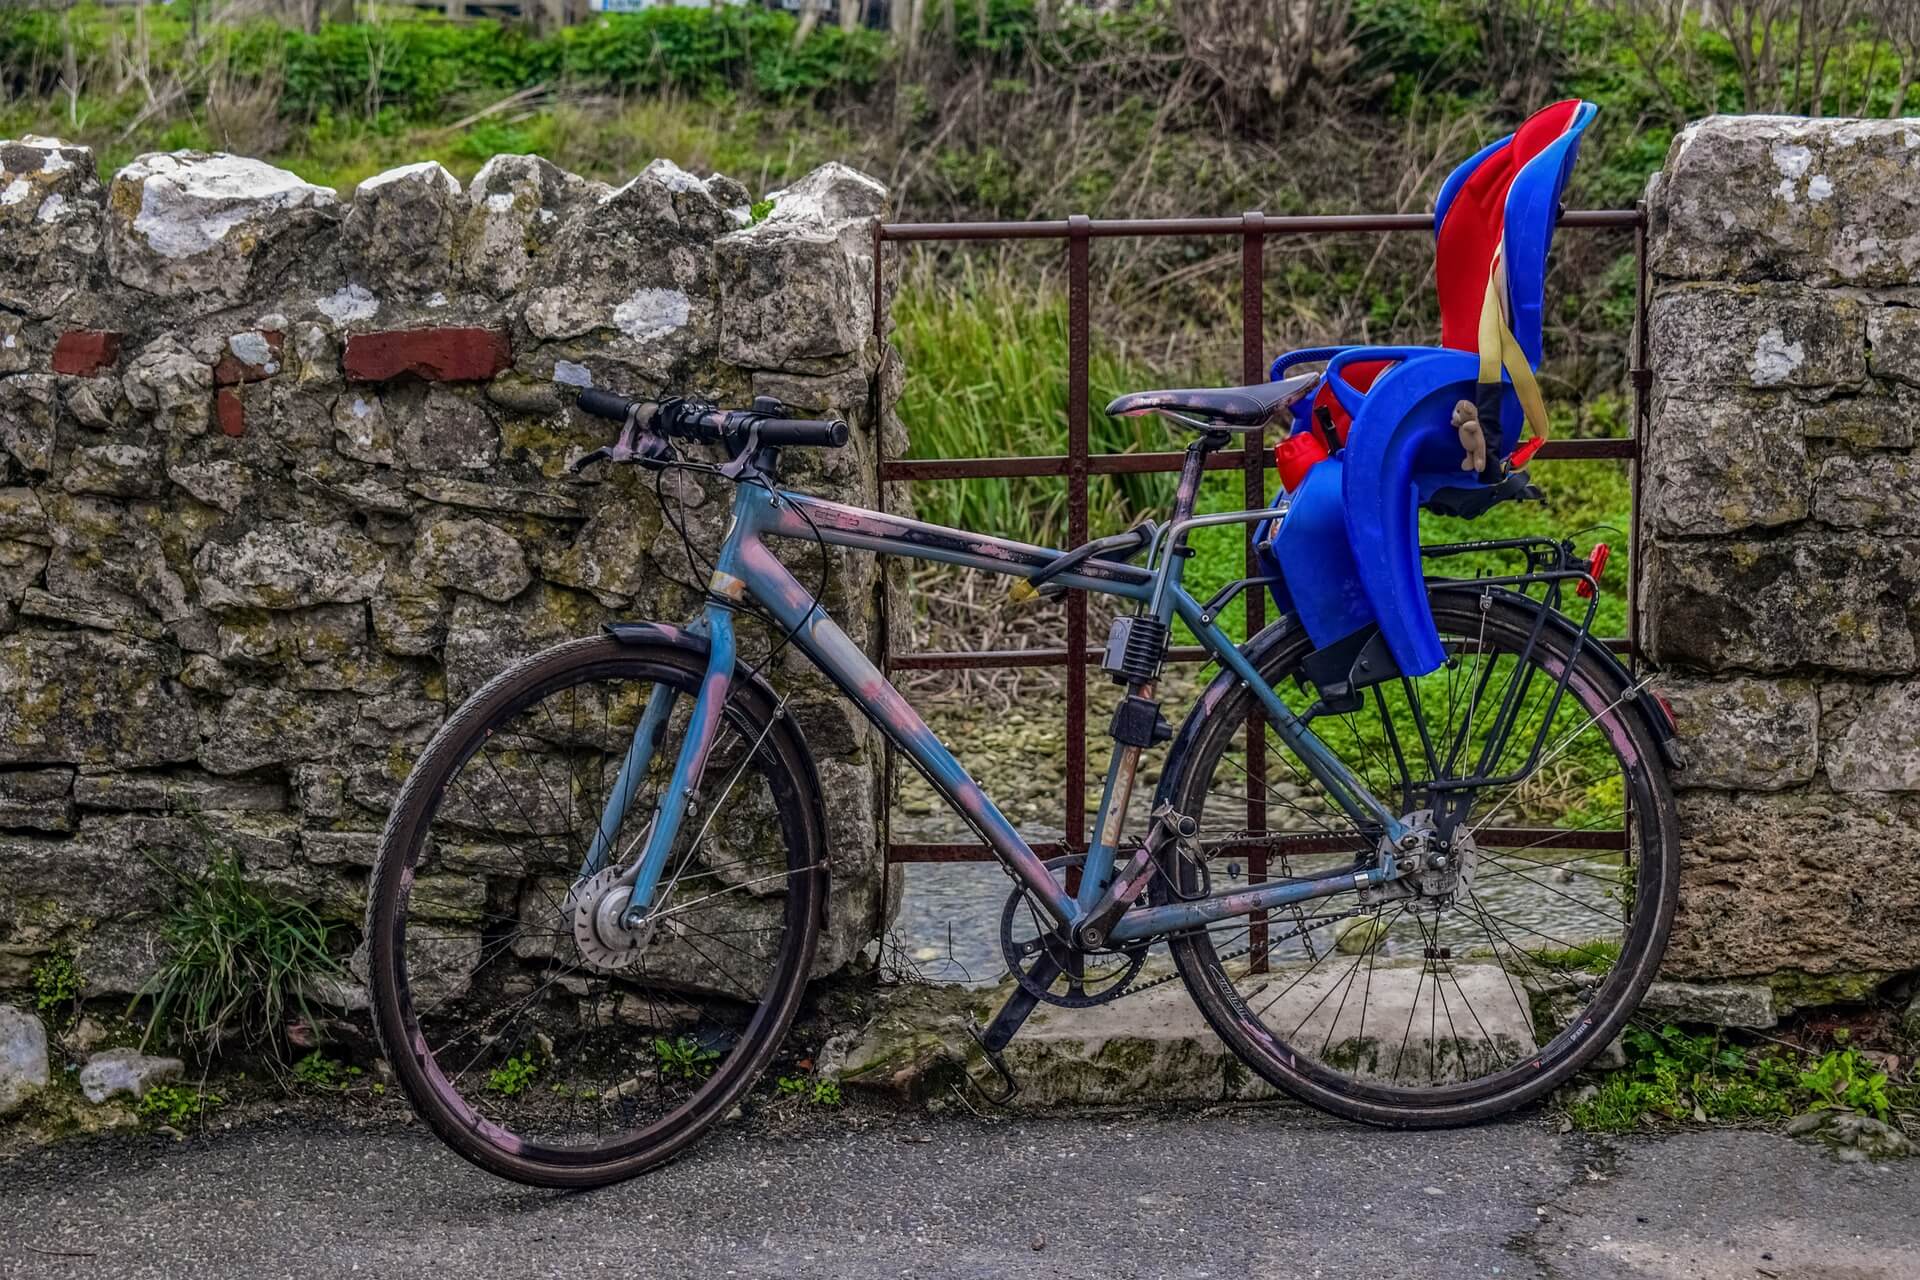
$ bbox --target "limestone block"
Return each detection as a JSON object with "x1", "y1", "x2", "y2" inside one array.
[
  {"x1": 1640, "y1": 981, "x2": 1777, "y2": 1029},
  {"x1": 396, "y1": 385, "x2": 500, "y2": 472},
  {"x1": 441, "y1": 583, "x2": 609, "y2": 701},
  {"x1": 1664, "y1": 789, "x2": 1920, "y2": 979},
  {"x1": 0, "y1": 767, "x2": 75, "y2": 832},
  {"x1": 41, "y1": 493, "x2": 194, "y2": 626},
  {"x1": 717, "y1": 226, "x2": 866, "y2": 370},
  {"x1": 106, "y1": 152, "x2": 338, "y2": 305},
  {"x1": 0, "y1": 374, "x2": 59, "y2": 473},
  {"x1": 1642, "y1": 534, "x2": 1920, "y2": 673},
  {"x1": 1656, "y1": 677, "x2": 1817, "y2": 791},
  {"x1": 1799, "y1": 393, "x2": 1916, "y2": 449},
  {"x1": 0, "y1": 313, "x2": 27, "y2": 373},
  {"x1": 460, "y1": 154, "x2": 606, "y2": 297},
  {"x1": 1814, "y1": 452, "x2": 1920, "y2": 533},
  {"x1": 0, "y1": 630, "x2": 196, "y2": 767},
  {"x1": 302, "y1": 830, "x2": 381, "y2": 867},
  {"x1": 370, "y1": 574, "x2": 447, "y2": 657},
  {"x1": 1644, "y1": 390, "x2": 1809, "y2": 535},
  {"x1": 1867, "y1": 306, "x2": 1920, "y2": 388},
  {"x1": 63, "y1": 444, "x2": 159, "y2": 498},
  {"x1": 72, "y1": 772, "x2": 286, "y2": 813},
  {"x1": 193, "y1": 521, "x2": 386, "y2": 611},
  {"x1": 1824, "y1": 680, "x2": 1920, "y2": 792},
  {"x1": 78, "y1": 1048, "x2": 183, "y2": 1103},
  {"x1": 342, "y1": 162, "x2": 461, "y2": 295},
  {"x1": 0, "y1": 1004, "x2": 49, "y2": 1116},
  {"x1": 410, "y1": 516, "x2": 531, "y2": 603},
  {"x1": 519, "y1": 161, "x2": 729, "y2": 378},
  {"x1": 0, "y1": 538, "x2": 48, "y2": 604},
  {"x1": 1650, "y1": 286, "x2": 1865, "y2": 390},
  {"x1": 122, "y1": 338, "x2": 212, "y2": 435},
  {"x1": 199, "y1": 686, "x2": 359, "y2": 775},
  {"x1": 0, "y1": 137, "x2": 103, "y2": 319},
  {"x1": 1651, "y1": 115, "x2": 1920, "y2": 286}
]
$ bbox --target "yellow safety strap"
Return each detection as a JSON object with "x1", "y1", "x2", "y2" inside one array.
[{"x1": 1476, "y1": 251, "x2": 1551, "y2": 441}]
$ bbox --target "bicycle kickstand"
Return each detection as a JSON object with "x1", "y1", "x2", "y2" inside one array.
[{"x1": 962, "y1": 950, "x2": 1063, "y2": 1106}]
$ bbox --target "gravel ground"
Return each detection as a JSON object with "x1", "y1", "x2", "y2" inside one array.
[{"x1": 4, "y1": 1103, "x2": 1915, "y2": 1279}]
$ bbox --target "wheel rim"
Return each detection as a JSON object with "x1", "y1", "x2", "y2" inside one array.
[
  {"x1": 1168, "y1": 591, "x2": 1667, "y2": 1107},
  {"x1": 376, "y1": 653, "x2": 820, "y2": 1166}
]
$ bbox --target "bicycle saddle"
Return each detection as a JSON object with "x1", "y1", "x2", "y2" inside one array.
[{"x1": 1106, "y1": 372, "x2": 1316, "y2": 430}]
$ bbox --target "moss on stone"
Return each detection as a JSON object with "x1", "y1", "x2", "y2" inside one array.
[{"x1": 1766, "y1": 968, "x2": 1890, "y2": 1014}]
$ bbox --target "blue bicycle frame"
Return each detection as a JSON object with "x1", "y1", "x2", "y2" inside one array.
[{"x1": 578, "y1": 452, "x2": 1410, "y2": 945}]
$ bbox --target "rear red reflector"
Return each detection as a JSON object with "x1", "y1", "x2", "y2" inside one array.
[
  {"x1": 1576, "y1": 542, "x2": 1610, "y2": 598},
  {"x1": 1510, "y1": 435, "x2": 1545, "y2": 467}
]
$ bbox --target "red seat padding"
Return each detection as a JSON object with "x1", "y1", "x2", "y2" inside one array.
[
  {"x1": 1434, "y1": 98, "x2": 1583, "y2": 354},
  {"x1": 1309, "y1": 356, "x2": 1396, "y2": 445}
]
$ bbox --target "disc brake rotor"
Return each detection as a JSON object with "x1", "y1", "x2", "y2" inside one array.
[{"x1": 562, "y1": 862, "x2": 657, "y2": 972}]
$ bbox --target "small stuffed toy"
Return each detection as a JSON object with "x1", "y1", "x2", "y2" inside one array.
[{"x1": 1452, "y1": 399, "x2": 1487, "y2": 474}]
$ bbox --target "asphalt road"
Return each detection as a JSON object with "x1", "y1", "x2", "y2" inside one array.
[{"x1": 2, "y1": 1105, "x2": 1915, "y2": 1279}]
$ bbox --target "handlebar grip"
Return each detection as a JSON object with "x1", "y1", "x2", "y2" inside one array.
[
  {"x1": 576, "y1": 389, "x2": 644, "y2": 423},
  {"x1": 755, "y1": 418, "x2": 850, "y2": 448}
]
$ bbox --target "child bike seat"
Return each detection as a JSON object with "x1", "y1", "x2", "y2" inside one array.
[{"x1": 1256, "y1": 99, "x2": 1596, "y2": 680}]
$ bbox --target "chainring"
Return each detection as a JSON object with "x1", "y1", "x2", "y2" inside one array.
[{"x1": 999, "y1": 855, "x2": 1149, "y2": 1008}]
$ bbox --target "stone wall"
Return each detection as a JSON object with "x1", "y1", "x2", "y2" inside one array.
[
  {"x1": 0, "y1": 137, "x2": 898, "y2": 1000},
  {"x1": 1643, "y1": 115, "x2": 1920, "y2": 993}
]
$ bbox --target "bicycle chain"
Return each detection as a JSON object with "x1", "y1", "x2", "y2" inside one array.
[{"x1": 1100, "y1": 906, "x2": 1370, "y2": 1002}]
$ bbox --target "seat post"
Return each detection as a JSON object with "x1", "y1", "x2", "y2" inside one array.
[{"x1": 1169, "y1": 429, "x2": 1233, "y2": 527}]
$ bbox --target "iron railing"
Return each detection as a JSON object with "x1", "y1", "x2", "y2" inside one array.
[{"x1": 872, "y1": 208, "x2": 1650, "y2": 871}]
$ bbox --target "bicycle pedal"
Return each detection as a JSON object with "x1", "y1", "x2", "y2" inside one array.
[{"x1": 963, "y1": 1016, "x2": 1021, "y2": 1106}]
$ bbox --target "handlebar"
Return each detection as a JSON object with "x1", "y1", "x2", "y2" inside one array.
[{"x1": 574, "y1": 389, "x2": 849, "y2": 451}]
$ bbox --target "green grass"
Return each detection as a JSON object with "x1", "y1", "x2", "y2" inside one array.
[
  {"x1": 893, "y1": 265, "x2": 1195, "y2": 541},
  {"x1": 291, "y1": 1051, "x2": 363, "y2": 1092},
  {"x1": 653, "y1": 1034, "x2": 720, "y2": 1083},
  {"x1": 135, "y1": 845, "x2": 345, "y2": 1058}
]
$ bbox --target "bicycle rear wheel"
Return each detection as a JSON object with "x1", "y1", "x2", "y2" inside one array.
[
  {"x1": 366, "y1": 634, "x2": 825, "y2": 1187},
  {"x1": 1156, "y1": 584, "x2": 1677, "y2": 1126}
]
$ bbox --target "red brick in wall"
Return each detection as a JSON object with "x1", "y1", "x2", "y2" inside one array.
[
  {"x1": 51, "y1": 331, "x2": 123, "y2": 377},
  {"x1": 215, "y1": 387, "x2": 246, "y2": 438},
  {"x1": 343, "y1": 328, "x2": 511, "y2": 383}
]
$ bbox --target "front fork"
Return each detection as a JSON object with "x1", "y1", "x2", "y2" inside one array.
[{"x1": 576, "y1": 605, "x2": 738, "y2": 928}]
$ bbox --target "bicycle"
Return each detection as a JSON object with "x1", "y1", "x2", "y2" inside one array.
[{"x1": 365, "y1": 381, "x2": 1679, "y2": 1188}]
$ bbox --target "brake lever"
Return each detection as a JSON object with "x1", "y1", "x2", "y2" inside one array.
[
  {"x1": 568, "y1": 401, "x2": 671, "y2": 474},
  {"x1": 567, "y1": 446, "x2": 612, "y2": 475}
]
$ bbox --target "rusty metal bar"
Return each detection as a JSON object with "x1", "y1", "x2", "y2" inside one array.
[
  {"x1": 1065, "y1": 215, "x2": 1092, "y2": 853},
  {"x1": 889, "y1": 825, "x2": 1628, "y2": 863},
  {"x1": 1239, "y1": 212, "x2": 1272, "y2": 972},
  {"x1": 876, "y1": 209, "x2": 1643, "y2": 243},
  {"x1": 891, "y1": 635, "x2": 1633, "y2": 672},
  {"x1": 881, "y1": 436, "x2": 1629, "y2": 483},
  {"x1": 1629, "y1": 205, "x2": 1651, "y2": 672}
]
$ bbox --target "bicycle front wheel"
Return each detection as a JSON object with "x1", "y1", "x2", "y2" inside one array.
[
  {"x1": 1156, "y1": 584, "x2": 1678, "y2": 1126},
  {"x1": 366, "y1": 634, "x2": 825, "y2": 1187}
]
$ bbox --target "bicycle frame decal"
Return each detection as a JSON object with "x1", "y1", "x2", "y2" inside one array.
[{"x1": 602, "y1": 479, "x2": 1409, "y2": 938}]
